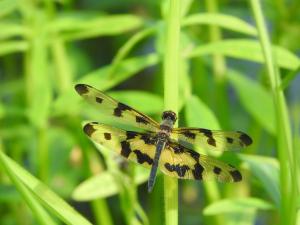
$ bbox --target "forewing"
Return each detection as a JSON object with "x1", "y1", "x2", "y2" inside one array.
[
  {"x1": 171, "y1": 128, "x2": 252, "y2": 151},
  {"x1": 75, "y1": 84, "x2": 160, "y2": 132},
  {"x1": 83, "y1": 122, "x2": 157, "y2": 168},
  {"x1": 159, "y1": 142, "x2": 242, "y2": 182}
]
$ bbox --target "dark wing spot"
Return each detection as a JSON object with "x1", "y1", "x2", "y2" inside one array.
[
  {"x1": 172, "y1": 144, "x2": 184, "y2": 154},
  {"x1": 104, "y1": 133, "x2": 111, "y2": 140},
  {"x1": 83, "y1": 124, "x2": 96, "y2": 136},
  {"x1": 213, "y1": 166, "x2": 222, "y2": 175},
  {"x1": 141, "y1": 134, "x2": 156, "y2": 145},
  {"x1": 226, "y1": 137, "x2": 234, "y2": 144},
  {"x1": 238, "y1": 132, "x2": 252, "y2": 146},
  {"x1": 199, "y1": 128, "x2": 213, "y2": 138},
  {"x1": 187, "y1": 149, "x2": 200, "y2": 161},
  {"x1": 133, "y1": 150, "x2": 153, "y2": 165},
  {"x1": 120, "y1": 141, "x2": 131, "y2": 158},
  {"x1": 114, "y1": 102, "x2": 132, "y2": 117},
  {"x1": 136, "y1": 116, "x2": 149, "y2": 124},
  {"x1": 192, "y1": 163, "x2": 204, "y2": 180},
  {"x1": 207, "y1": 138, "x2": 216, "y2": 147},
  {"x1": 229, "y1": 170, "x2": 242, "y2": 182},
  {"x1": 96, "y1": 97, "x2": 103, "y2": 103},
  {"x1": 126, "y1": 131, "x2": 138, "y2": 140},
  {"x1": 182, "y1": 130, "x2": 196, "y2": 139},
  {"x1": 164, "y1": 163, "x2": 190, "y2": 177},
  {"x1": 75, "y1": 84, "x2": 89, "y2": 95}
]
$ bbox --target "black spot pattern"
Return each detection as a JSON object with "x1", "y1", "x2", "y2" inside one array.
[
  {"x1": 172, "y1": 145, "x2": 184, "y2": 154},
  {"x1": 114, "y1": 102, "x2": 132, "y2": 117},
  {"x1": 126, "y1": 131, "x2": 137, "y2": 140},
  {"x1": 238, "y1": 132, "x2": 252, "y2": 146},
  {"x1": 75, "y1": 84, "x2": 89, "y2": 95},
  {"x1": 133, "y1": 150, "x2": 153, "y2": 165},
  {"x1": 199, "y1": 128, "x2": 216, "y2": 147},
  {"x1": 229, "y1": 170, "x2": 242, "y2": 182},
  {"x1": 141, "y1": 134, "x2": 156, "y2": 145},
  {"x1": 104, "y1": 133, "x2": 111, "y2": 140},
  {"x1": 164, "y1": 163, "x2": 190, "y2": 177},
  {"x1": 96, "y1": 97, "x2": 103, "y2": 103},
  {"x1": 120, "y1": 141, "x2": 131, "y2": 158},
  {"x1": 182, "y1": 130, "x2": 196, "y2": 139},
  {"x1": 187, "y1": 150, "x2": 200, "y2": 161},
  {"x1": 192, "y1": 163, "x2": 204, "y2": 180},
  {"x1": 136, "y1": 116, "x2": 149, "y2": 124},
  {"x1": 83, "y1": 124, "x2": 96, "y2": 136},
  {"x1": 213, "y1": 166, "x2": 222, "y2": 175},
  {"x1": 226, "y1": 137, "x2": 234, "y2": 143},
  {"x1": 199, "y1": 128, "x2": 213, "y2": 137}
]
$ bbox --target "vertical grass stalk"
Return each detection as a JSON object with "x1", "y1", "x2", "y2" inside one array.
[
  {"x1": 163, "y1": 1, "x2": 180, "y2": 225},
  {"x1": 250, "y1": 1, "x2": 296, "y2": 224}
]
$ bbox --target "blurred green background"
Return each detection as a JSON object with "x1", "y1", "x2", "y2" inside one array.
[{"x1": 0, "y1": 0, "x2": 300, "y2": 225}]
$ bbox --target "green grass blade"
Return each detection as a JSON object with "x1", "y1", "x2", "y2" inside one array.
[
  {"x1": 0, "y1": 151, "x2": 56, "y2": 225},
  {"x1": 182, "y1": 13, "x2": 257, "y2": 36},
  {"x1": 186, "y1": 39, "x2": 300, "y2": 70},
  {"x1": 0, "y1": 151, "x2": 92, "y2": 225},
  {"x1": 163, "y1": 1, "x2": 181, "y2": 225},
  {"x1": 250, "y1": 0, "x2": 296, "y2": 224}
]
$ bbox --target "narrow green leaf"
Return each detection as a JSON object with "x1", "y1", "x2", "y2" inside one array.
[
  {"x1": 228, "y1": 70, "x2": 275, "y2": 135},
  {"x1": 48, "y1": 14, "x2": 144, "y2": 41},
  {"x1": 0, "y1": 152, "x2": 56, "y2": 225},
  {"x1": 186, "y1": 39, "x2": 300, "y2": 70},
  {"x1": 203, "y1": 197, "x2": 274, "y2": 215},
  {"x1": 109, "y1": 26, "x2": 156, "y2": 77},
  {"x1": 0, "y1": 41, "x2": 28, "y2": 56},
  {"x1": 72, "y1": 167, "x2": 149, "y2": 201},
  {"x1": 0, "y1": 151, "x2": 92, "y2": 225},
  {"x1": 240, "y1": 154, "x2": 280, "y2": 207},
  {"x1": 182, "y1": 13, "x2": 257, "y2": 36},
  {"x1": 26, "y1": 36, "x2": 51, "y2": 129},
  {"x1": 0, "y1": 22, "x2": 30, "y2": 39}
]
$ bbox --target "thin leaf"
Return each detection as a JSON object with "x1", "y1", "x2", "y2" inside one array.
[
  {"x1": 72, "y1": 167, "x2": 149, "y2": 201},
  {"x1": 228, "y1": 70, "x2": 276, "y2": 135},
  {"x1": 186, "y1": 39, "x2": 300, "y2": 70},
  {"x1": 0, "y1": 151, "x2": 92, "y2": 225},
  {"x1": 240, "y1": 154, "x2": 280, "y2": 207},
  {"x1": 48, "y1": 14, "x2": 144, "y2": 41},
  {"x1": 182, "y1": 13, "x2": 257, "y2": 36},
  {"x1": 0, "y1": 152, "x2": 56, "y2": 225},
  {"x1": 0, "y1": 41, "x2": 28, "y2": 56}
]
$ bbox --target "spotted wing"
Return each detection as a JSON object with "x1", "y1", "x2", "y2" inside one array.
[
  {"x1": 83, "y1": 122, "x2": 157, "y2": 168},
  {"x1": 159, "y1": 141, "x2": 242, "y2": 182},
  {"x1": 75, "y1": 84, "x2": 160, "y2": 132},
  {"x1": 170, "y1": 128, "x2": 252, "y2": 151}
]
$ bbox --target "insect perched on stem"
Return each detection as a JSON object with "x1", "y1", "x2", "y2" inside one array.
[{"x1": 75, "y1": 84, "x2": 252, "y2": 192}]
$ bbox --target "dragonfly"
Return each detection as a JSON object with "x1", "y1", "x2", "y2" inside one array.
[{"x1": 75, "y1": 84, "x2": 252, "y2": 192}]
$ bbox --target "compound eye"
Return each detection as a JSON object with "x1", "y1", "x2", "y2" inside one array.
[{"x1": 162, "y1": 111, "x2": 177, "y2": 122}]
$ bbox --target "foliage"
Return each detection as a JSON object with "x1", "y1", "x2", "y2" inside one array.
[{"x1": 0, "y1": 0, "x2": 299, "y2": 225}]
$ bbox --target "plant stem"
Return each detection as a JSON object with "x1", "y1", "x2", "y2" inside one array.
[
  {"x1": 163, "y1": 1, "x2": 180, "y2": 225},
  {"x1": 250, "y1": 1, "x2": 296, "y2": 225}
]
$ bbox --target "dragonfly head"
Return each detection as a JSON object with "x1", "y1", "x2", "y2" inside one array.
[{"x1": 162, "y1": 111, "x2": 177, "y2": 124}]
